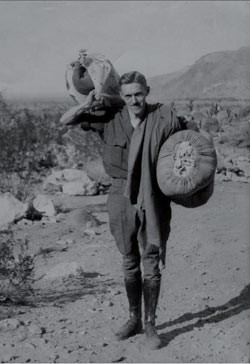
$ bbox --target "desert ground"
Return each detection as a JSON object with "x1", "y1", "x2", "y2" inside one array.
[{"x1": 0, "y1": 179, "x2": 249, "y2": 363}]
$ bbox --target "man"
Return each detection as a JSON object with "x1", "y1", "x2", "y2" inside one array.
[{"x1": 71, "y1": 70, "x2": 184, "y2": 349}]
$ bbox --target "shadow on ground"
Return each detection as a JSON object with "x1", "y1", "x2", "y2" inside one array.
[
  {"x1": 158, "y1": 283, "x2": 250, "y2": 348},
  {"x1": 0, "y1": 275, "x2": 119, "y2": 310},
  {"x1": 33, "y1": 275, "x2": 119, "y2": 306}
]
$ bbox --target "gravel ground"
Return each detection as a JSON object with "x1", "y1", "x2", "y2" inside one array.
[{"x1": 0, "y1": 181, "x2": 249, "y2": 363}]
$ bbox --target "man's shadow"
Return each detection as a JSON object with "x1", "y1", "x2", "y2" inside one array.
[{"x1": 157, "y1": 283, "x2": 250, "y2": 348}]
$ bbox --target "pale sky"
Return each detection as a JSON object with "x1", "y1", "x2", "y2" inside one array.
[{"x1": 0, "y1": 1, "x2": 250, "y2": 98}]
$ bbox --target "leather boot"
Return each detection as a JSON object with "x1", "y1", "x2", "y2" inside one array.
[
  {"x1": 143, "y1": 279, "x2": 161, "y2": 349},
  {"x1": 115, "y1": 277, "x2": 142, "y2": 340}
]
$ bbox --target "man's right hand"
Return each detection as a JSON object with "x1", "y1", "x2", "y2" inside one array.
[{"x1": 85, "y1": 89, "x2": 97, "y2": 105}]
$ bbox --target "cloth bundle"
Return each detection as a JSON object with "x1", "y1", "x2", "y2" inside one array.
[
  {"x1": 65, "y1": 64, "x2": 94, "y2": 104},
  {"x1": 156, "y1": 130, "x2": 217, "y2": 207},
  {"x1": 61, "y1": 51, "x2": 123, "y2": 125}
]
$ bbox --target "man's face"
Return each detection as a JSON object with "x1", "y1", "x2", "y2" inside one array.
[{"x1": 120, "y1": 83, "x2": 149, "y2": 118}]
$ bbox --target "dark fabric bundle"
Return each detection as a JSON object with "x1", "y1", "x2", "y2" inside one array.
[
  {"x1": 156, "y1": 130, "x2": 217, "y2": 208},
  {"x1": 72, "y1": 66, "x2": 95, "y2": 95}
]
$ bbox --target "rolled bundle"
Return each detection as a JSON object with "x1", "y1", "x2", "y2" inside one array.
[
  {"x1": 65, "y1": 65, "x2": 95, "y2": 104},
  {"x1": 156, "y1": 130, "x2": 217, "y2": 208},
  {"x1": 61, "y1": 51, "x2": 123, "y2": 125}
]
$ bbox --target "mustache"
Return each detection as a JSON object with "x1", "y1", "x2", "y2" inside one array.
[{"x1": 130, "y1": 102, "x2": 141, "y2": 106}]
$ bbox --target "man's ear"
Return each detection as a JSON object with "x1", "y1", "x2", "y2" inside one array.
[
  {"x1": 146, "y1": 86, "x2": 150, "y2": 95},
  {"x1": 119, "y1": 91, "x2": 126, "y2": 102}
]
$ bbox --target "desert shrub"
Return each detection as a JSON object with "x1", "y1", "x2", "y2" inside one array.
[
  {"x1": 0, "y1": 229, "x2": 35, "y2": 304},
  {"x1": 201, "y1": 117, "x2": 219, "y2": 134},
  {"x1": 0, "y1": 117, "x2": 54, "y2": 200},
  {"x1": 238, "y1": 105, "x2": 250, "y2": 119},
  {"x1": 0, "y1": 95, "x2": 108, "y2": 197},
  {"x1": 62, "y1": 127, "x2": 104, "y2": 165},
  {"x1": 218, "y1": 122, "x2": 250, "y2": 148},
  {"x1": 0, "y1": 93, "x2": 13, "y2": 126},
  {"x1": 0, "y1": 96, "x2": 69, "y2": 199}
]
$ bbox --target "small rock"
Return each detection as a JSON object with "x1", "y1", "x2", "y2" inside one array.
[
  {"x1": 79, "y1": 330, "x2": 88, "y2": 335},
  {"x1": 33, "y1": 194, "x2": 56, "y2": 217},
  {"x1": 109, "y1": 288, "x2": 122, "y2": 296},
  {"x1": 226, "y1": 171, "x2": 233, "y2": 180},
  {"x1": 44, "y1": 262, "x2": 83, "y2": 280},
  {"x1": 0, "y1": 318, "x2": 21, "y2": 330},
  {"x1": 17, "y1": 218, "x2": 34, "y2": 226},
  {"x1": 84, "y1": 228, "x2": 96, "y2": 236},
  {"x1": 112, "y1": 356, "x2": 127, "y2": 363},
  {"x1": 56, "y1": 238, "x2": 75, "y2": 246},
  {"x1": 16, "y1": 328, "x2": 29, "y2": 343},
  {"x1": 0, "y1": 223, "x2": 11, "y2": 232},
  {"x1": 56, "y1": 239, "x2": 68, "y2": 246},
  {"x1": 27, "y1": 324, "x2": 44, "y2": 335},
  {"x1": 24, "y1": 342, "x2": 36, "y2": 350},
  {"x1": 88, "y1": 308, "x2": 97, "y2": 313},
  {"x1": 237, "y1": 156, "x2": 248, "y2": 162},
  {"x1": 0, "y1": 193, "x2": 29, "y2": 226},
  {"x1": 41, "y1": 216, "x2": 57, "y2": 224},
  {"x1": 66, "y1": 238, "x2": 75, "y2": 245},
  {"x1": 86, "y1": 221, "x2": 93, "y2": 229},
  {"x1": 103, "y1": 300, "x2": 114, "y2": 307},
  {"x1": 55, "y1": 213, "x2": 66, "y2": 222}
]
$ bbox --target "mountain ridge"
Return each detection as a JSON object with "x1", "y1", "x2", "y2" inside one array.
[{"x1": 148, "y1": 46, "x2": 250, "y2": 101}]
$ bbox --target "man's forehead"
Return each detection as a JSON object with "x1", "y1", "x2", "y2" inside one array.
[{"x1": 120, "y1": 82, "x2": 147, "y2": 94}]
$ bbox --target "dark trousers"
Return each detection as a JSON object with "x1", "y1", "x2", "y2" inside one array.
[{"x1": 107, "y1": 179, "x2": 162, "y2": 282}]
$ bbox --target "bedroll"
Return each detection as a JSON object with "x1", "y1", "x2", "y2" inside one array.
[
  {"x1": 156, "y1": 130, "x2": 217, "y2": 208},
  {"x1": 61, "y1": 51, "x2": 123, "y2": 125}
]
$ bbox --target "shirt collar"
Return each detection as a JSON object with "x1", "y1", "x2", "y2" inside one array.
[{"x1": 128, "y1": 110, "x2": 140, "y2": 128}]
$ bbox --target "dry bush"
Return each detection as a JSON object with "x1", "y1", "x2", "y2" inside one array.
[
  {"x1": 0, "y1": 96, "x2": 67, "y2": 199},
  {"x1": 238, "y1": 105, "x2": 250, "y2": 120},
  {"x1": 0, "y1": 229, "x2": 35, "y2": 304},
  {"x1": 0, "y1": 95, "x2": 106, "y2": 199},
  {"x1": 218, "y1": 122, "x2": 250, "y2": 148},
  {"x1": 0, "y1": 113, "x2": 59, "y2": 200}
]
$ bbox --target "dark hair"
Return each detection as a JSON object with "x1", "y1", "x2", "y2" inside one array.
[{"x1": 119, "y1": 71, "x2": 148, "y2": 89}]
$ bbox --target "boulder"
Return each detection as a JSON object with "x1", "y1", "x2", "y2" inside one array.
[
  {"x1": 45, "y1": 168, "x2": 98, "y2": 196},
  {"x1": 62, "y1": 181, "x2": 97, "y2": 196},
  {"x1": 44, "y1": 170, "x2": 66, "y2": 186},
  {"x1": 67, "y1": 208, "x2": 101, "y2": 228},
  {"x1": 44, "y1": 168, "x2": 98, "y2": 196},
  {"x1": 32, "y1": 194, "x2": 56, "y2": 217},
  {"x1": 0, "y1": 193, "x2": 28, "y2": 226}
]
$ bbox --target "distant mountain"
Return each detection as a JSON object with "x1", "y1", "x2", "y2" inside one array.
[{"x1": 148, "y1": 46, "x2": 250, "y2": 101}]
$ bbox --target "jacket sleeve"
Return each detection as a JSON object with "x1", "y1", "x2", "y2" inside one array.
[
  {"x1": 81, "y1": 120, "x2": 105, "y2": 139},
  {"x1": 79, "y1": 108, "x2": 117, "y2": 138},
  {"x1": 160, "y1": 105, "x2": 183, "y2": 139}
]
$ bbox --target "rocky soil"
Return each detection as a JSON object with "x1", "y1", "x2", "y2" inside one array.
[{"x1": 0, "y1": 180, "x2": 249, "y2": 363}]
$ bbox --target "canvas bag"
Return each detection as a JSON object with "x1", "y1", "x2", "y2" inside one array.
[
  {"x1": 61, "y1": 51, "x2": 123, "y2": 125},
  {"x1": 156, "y1": 130, "x2": 217, "y2": 207},
  {"x1": 65, "y1": 52, "x2": 122, "y2": 105}
]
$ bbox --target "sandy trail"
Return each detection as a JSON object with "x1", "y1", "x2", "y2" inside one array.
[{"x1": 0, "y1": 181, "x2": 249, "y2": 363}]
